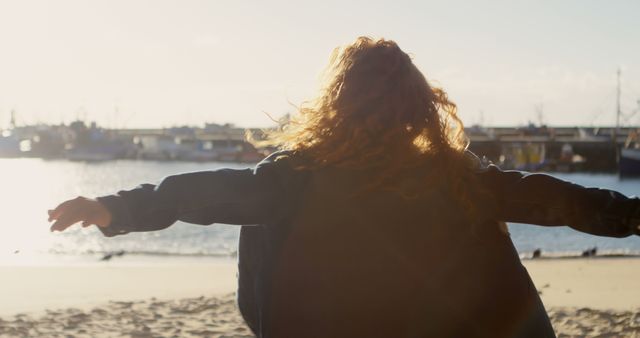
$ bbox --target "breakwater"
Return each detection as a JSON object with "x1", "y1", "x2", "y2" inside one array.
[{"x1": 1, "y1": 122, "x2": 637, "y2": 171}]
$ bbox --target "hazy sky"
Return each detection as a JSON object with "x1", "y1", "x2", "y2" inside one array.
[{"x1": 0, "y1": 0, "x2": 638, "y2": 128}]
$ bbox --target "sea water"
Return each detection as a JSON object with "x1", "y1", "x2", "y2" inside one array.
[{"x1": 0, "y1": 159, "x2": 638, "y2": 265}]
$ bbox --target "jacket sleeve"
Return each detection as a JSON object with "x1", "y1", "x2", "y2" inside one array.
[
  {"x1": 95, "y1": 161, "x2": 286, "y2": 238},
  {"x1": 475, "y1": 163, "x2": 640, "y2": 238}
]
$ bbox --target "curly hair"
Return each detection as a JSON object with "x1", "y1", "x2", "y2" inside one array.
[{"x1": 261, "y1": 37, "x2": 475, "y2": 201}]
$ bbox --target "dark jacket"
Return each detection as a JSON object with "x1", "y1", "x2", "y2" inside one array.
[{"x1": 97, "y1": 151, "x2": 639, "y2": 338}]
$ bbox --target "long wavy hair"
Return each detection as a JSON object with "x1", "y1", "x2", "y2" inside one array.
[{"x1": 261, "y1": 37, "x2": 476, "y2": 203}]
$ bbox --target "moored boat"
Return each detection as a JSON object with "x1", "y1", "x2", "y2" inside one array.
[
  {"x1": 619, "y1": 147, "x2": 640, "y2": 176},
  {"x1": 0, "y1": 132, "x2": 21, "y2": 158}
]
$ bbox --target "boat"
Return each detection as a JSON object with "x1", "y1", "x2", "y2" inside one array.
[
  {"x1": 619, "y1": 128, "x2": 640, "y2": 176},
  {"x1": 615, "y1": 69, "x2": 640, "y2": 176},
  {"x1": 0, "y1": 131, "x2": 21, "y2": 158},
  {"x1": 619, "y1": 147, "x2": 640, "y2": 176},
  {"x1": 66, "y1": 121, "x2": 130, "y2": 161},
  {"x1": 66, "y1": 143, "x2": 126, "y2": 161},
  {"x1": 499, "y1": 141, "x2": 547, "y2": 171}
]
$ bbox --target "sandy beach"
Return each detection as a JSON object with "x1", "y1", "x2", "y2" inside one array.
[
  {"x1": 524, "y1": 257, "x2": 640, "y2": 337},
  {"x1": 0, "y1": 257, "x2": 639, "y2": 337}
]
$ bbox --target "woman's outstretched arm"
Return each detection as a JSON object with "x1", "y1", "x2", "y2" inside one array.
[
  {"x1": 48, "y1": 156, "x2": 288, "y2": 237},
  {"x1": 476, "y1": 163, "x2": 640, "y2": 238}
]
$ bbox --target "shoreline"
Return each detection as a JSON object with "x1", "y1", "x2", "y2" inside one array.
[
  {"x1": 0, "y1": 259, "x2": 238, "y2": 317},
  {"x1": 0, "y1": 257, "x2": 639, "y2": 337},
  {"x1": 2, "y1": 255, "x2": 640, "y2": 314},
  {"x1": 4, "y1": 248, "x2": 640, "y2": 265},
  {"x1": 520, "y1": 252, "x2": 640, "y2": 260}
]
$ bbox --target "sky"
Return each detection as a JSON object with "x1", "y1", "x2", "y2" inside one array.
[{"x1": 0, "y1": 0, "x2": 639, "y2": 129}]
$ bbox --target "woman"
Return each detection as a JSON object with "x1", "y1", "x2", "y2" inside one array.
[{"x1": 49, "y1": 37, "x2": 639, "y2": 337}]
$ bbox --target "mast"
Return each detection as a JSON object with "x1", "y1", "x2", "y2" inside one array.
[
  {"x1": 616, "y1": 68, "x2": 621, "y2": 134},
  {"x1": 9, "y1": 109, "x2": 16, "y2": 128}
]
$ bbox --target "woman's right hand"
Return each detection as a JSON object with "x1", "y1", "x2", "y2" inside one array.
[{"x1": 48, "y1": 197, "x2": 112, "y2": 232}]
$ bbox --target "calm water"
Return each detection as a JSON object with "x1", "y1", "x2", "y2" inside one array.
[{"x1": 0, "y1": 159, "x2": 638, "y2": 265}]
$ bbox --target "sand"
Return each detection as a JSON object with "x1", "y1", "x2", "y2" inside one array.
[
  {"x1": 523, "y1": 257, "x2": 640, "y2": 310},
  {"x1": 524, "y1": 257, "x2": 640, "y2": 337},
  {"x1": 0, "y1": 257, "x2": 638, "y2": 337},
  {"x1": 0, "y1": 293, "x2": 252, "y2": 338},
  {"x1": 0, "y1": 258, "x2": 238, "y2": 317}
]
